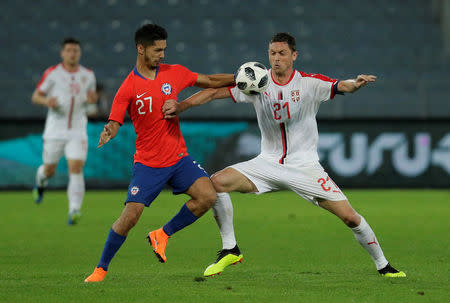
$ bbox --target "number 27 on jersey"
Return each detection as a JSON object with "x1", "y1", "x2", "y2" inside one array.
[{"x1": 136, "y1": 96, "x2": 152, "y2": 115}]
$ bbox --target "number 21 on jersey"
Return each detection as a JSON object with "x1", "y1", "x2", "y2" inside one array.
[
  {"x1": 273, "y1": 102, "x2": 290, "y2": 120},
  {"x1": 136, "y1": 96, "x2": 152, "y2": 115}
]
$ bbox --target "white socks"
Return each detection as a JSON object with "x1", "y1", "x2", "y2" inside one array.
[
  {"x1": 68, "y1": 173, "x2": 85, "y2": 214},
  {"x1": 213, "y1": 193, "x2": 237, "y2": 250},
  {"x1": 35, "y1": 165, "x2": 49, "y2": 188},
  {"x1": 213, "y1": 194, "x2": 389, "y2": 270},
  {"x1": 351, "y1": 216, "x2": 388, "y2": 270},
  {"x1": 36, "y1": 165, "x2": 85, "y2": 214}
]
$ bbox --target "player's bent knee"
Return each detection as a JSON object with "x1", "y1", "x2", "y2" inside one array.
[
  {"x1": 342, "y1": 213, "x2": 360, "y2": 228},
  {"x1": 210, "y1": 174, "x2": 228, "y2": 193},
  {"x1": 206, "y1": 189, "x2": 217, "y2": 200},
  {"x1": 44, "y1": 165, "x2": 56, "y2": 178},
  {"x1": 193, "y1": 178, "x2": 218, "y2": 204},
  {"x1": 188, "y1": 190, "x2": 217, "y2": 216},
  {"x1": 69, "y1": 167, "x2": 83, "y2": 174},
  {"x1": 45, "y1": 170, "x2": 56, "y2": 178},
  {"x1": 68, "y1": 160, "x2": 84, "y2": 174}
]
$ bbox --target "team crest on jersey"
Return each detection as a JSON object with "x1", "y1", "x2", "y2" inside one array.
[
  {"x1": 70, "y1": 82, "x2": 81, "y2": 95},
  {"x1": 161, "y1": 83, "x2": 172, "y2": 95},
  {"x1": 81, "y1": 76, "x2": 87, "y2": 84},
  {"x1": 291, "y1": 90, "x2": 300, "y2": 102},
  {"x1": 130, "y1": 186, "x2": 139, "y2": 196}
]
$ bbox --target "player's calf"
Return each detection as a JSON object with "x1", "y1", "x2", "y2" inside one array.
[
  {"x1": 186, "y1": 193, "x2": 217, "y2": 217},
  {"x1": 112, "y1": 202, "x2": 144, "y2": 235}
]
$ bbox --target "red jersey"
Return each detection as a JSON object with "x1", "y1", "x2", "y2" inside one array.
[{"x1": 109, "y1": 64, "x2": 198, "y2": 167}]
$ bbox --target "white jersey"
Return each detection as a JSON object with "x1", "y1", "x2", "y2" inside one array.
[
  {"x1": 37, "y1": 63, "x2": 96, "y2": 140},
  {"x1": 229, "y1": 69, "x2": 338, "y2": 166}
]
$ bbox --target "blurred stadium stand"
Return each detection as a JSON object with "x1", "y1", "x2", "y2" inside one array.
[
  {"x1": 1, "y1": 0, "x2": 449, "y2": 120},
  {"x1": 1, "y1": 0, "x2": 449, "y2": 189}
]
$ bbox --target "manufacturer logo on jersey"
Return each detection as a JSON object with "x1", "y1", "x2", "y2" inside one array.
[
  {"x1": 130, "y1": 186, "x2": 139, "y2": 196},
  {"x1": 291, "y1": 90, "x2": 300, "y2": 102},
  {"x1": 136, "y1": 92, "x2": 147, "y2": 98},
  {"x1": 161, "y1": 83, "x2": 172, "y2": 95}
]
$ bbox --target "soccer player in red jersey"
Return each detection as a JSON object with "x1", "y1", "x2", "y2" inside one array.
[{"x1": 84, "y1": 24, "x2": 234, "y2": 282}]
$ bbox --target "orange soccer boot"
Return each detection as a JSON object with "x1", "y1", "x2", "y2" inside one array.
[
  {"x1": 84, "y1": 267, "x2": 107, "y2": 283},
  {"x1": 147, "y1": 227, "x2": 170, "y2": 263}
]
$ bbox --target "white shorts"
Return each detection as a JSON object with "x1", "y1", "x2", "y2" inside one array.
[
  {"x1": 42, "y1": 138, "x2": 88, "y2": 164},
  {"x1": 230, "y1": 156, "x2": 347, "y2": 206}
]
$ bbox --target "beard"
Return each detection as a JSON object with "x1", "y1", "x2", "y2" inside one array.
[{"x1": 144, "y1": 54, "x2": 158, "y2": 69}]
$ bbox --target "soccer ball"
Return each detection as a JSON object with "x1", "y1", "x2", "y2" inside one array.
[{"x1": 235, "y1": 62, "x2": 269, "y2": 95}]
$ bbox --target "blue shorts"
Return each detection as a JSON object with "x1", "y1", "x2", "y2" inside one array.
[{"x1": 125, "y1": 155, "x2": 209, "y2": 207}]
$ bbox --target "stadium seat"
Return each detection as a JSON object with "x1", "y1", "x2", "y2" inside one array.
[{"x1": 1, "y1": 0, "x2": 448, "y2": 119}]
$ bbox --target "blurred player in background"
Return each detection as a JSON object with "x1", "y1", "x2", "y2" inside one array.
[
  {"x1": 164, "y1": 32, "x2": 406, "y2": 278},
  {"x1": 31, "y1": 37, "x2": 97, "y2": 225},
  {"x1": 84, "y1": 23, "x2": 234, "y2": 283}
]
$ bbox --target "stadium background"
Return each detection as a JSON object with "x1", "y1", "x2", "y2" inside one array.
[{"x1": 1, "y1": 0, "x2": 449, "y2": 189}]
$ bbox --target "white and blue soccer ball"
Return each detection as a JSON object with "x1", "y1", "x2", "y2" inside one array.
[{"x1": 235, "y1": 62, "x2": 269, "y2": 95}]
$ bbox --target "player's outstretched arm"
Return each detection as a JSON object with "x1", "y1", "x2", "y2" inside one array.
[
  {"x1": 338, "y1": 74, "x2": 377, "y2": 93},
  {"x1": 195, "y1": 73, "x2": 235, "y2": 88},
  {"x1": 98, "y1": 121, "x2": 120, "y2": 148},
  {"x1": 162, "y1": 87, "x2": 231, "y2": 119}
]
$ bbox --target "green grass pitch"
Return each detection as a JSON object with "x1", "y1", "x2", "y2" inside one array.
[{"x1": 0, "y1": 189, "x2": 449, "y2": 303}]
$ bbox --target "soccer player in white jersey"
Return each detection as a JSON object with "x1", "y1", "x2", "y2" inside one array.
[
  {"x1": 162, "y1": 33, "x2": 406, "y2": 278},
  {"x1": 31, "y1": 37, "x2": 98, "y2": 225}
]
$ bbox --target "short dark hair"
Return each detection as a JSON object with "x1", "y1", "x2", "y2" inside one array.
[
  {"x1": 135, "y1": 24, "x2": 168, "y2": 48},
  {"x1": 61, "y1": 37, "x2": 80, "y2": 48},
  {"x1": 270, "y1": 33, "x2": 296, "y2": 52}
]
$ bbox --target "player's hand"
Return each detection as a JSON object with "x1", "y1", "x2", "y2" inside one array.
[
  {"x1": 47, "y1": 97, "x2": 59, "y2": 109},
  {"x1": 355, "y1": 74, "x2": 377, "y2": 88},
  {"x1": 87, "y1": 91, "x2": 98, "y2": 104},
  {"x1": 98, "y1": 124, "x2": 113, "y2": 148},
  {"x1": 162, "y1": 99, "x2": 178, "y2": 119}
]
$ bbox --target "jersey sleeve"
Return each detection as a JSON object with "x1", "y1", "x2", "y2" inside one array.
[
  {"x1": 228, "y1": 86, "x2": 255, "y2": 104},
  {"x1": 36, "y1": 67, "x2": 56, "y2": 94},
  {"x1": 108, "y1": 78, "x2": 132, "y2": 125},
  {"x1": 300, "y1": 72, "x2": 338, "y2": 103},
  {"x1": 175, "y1": 65, "x2": 198, "y2": 89}
]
